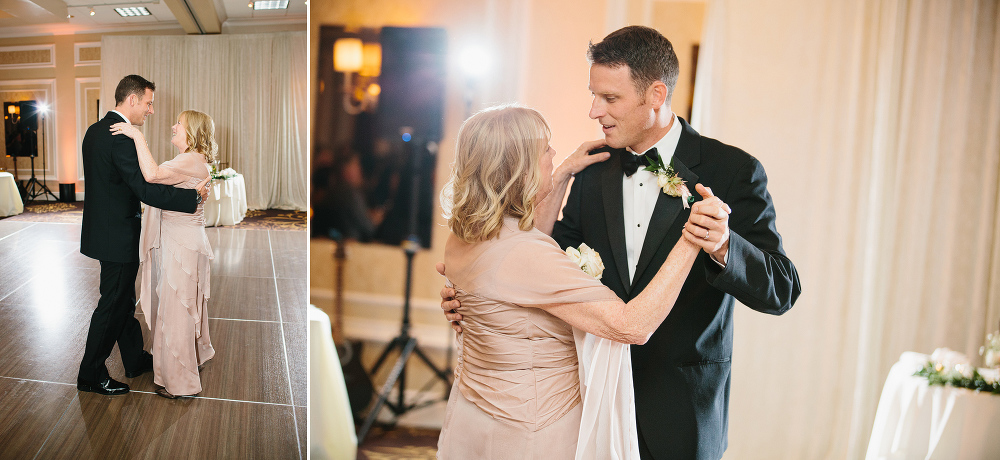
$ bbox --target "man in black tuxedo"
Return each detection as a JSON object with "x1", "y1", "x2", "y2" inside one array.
[
  {"x1": 78, "y1": 75, "x2": 207, "y2": 395},
  {"x1": 441, "y1": 26, "x2": 800, "y2": 459}
]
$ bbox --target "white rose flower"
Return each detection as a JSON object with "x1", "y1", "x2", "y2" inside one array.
[
  {"x1": 954, "y1": 363, "x2": 974, "y2": 380},
  {"x1": 578, "y1": 243, "x2": 604, "y2": 280},
  {"x1": 985, "y1": 349, "x2": 1000, "y2": 368},
  {"x1": 566, "y1": 243, "x2": 604, "y2": 280},
  {"x1": 657, "y1": 173, "x2": 671, "y2": 191},
  {"x1": 979, "y1": 368, "x2": 1000, "y2": 385},
  {"x1": 931, "y1": 348, "x2": 970, "y2": 371},
  {"x1": 565, "y1": 246, "x2": 582, "y2": 266}
]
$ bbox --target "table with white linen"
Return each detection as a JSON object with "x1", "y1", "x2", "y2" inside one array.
[
  {"x1": 866, "y1": 351, "x2": 1000, "y2": 459},
  {"x1": 0, "y1": 172, "x2": 23, "y2": 217},
  {"x1": 309, "y1": 305, "x2": 357, "y2": 460},
  {"x1": 204, "y1": 173, "x2": 247, "y2": 227}
]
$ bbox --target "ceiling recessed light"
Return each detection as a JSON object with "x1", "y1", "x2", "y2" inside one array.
[
  {"x1": 115, "y1": 7, "x2": 151, "y2": 17},
  {"x1": 89, "y1": 8, "x2": 95, "y2": 16},
  {"x1": 253, "y1": 0, "x2": 288, "y2": 10}
]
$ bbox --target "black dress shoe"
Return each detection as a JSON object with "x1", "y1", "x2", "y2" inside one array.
[
  {"x1": 125, "y1": 352, "x2": 154, "y2": 378},
  {"x1": 77, "y1": 377, "x2": 130, "y2": 395}
]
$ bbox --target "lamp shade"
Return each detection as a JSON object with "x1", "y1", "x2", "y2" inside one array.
[
  {"x1": 334, "y1": 38, "x2": 363, "y2": 72},
  {"x1": 360, "y1": 43, "x2": 381, "y2": 77}
]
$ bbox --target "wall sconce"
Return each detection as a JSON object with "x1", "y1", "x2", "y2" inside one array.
[
  {"x1": 6, "y1": 103, "x2": 18, "y2": 124},
  {"x1": 334, "y1": 38, "x2": 382, "y2": 115}
]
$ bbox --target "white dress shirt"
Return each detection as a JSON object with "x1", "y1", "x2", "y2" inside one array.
[{"x1": 623, "y1": 114, "x2": 681, "y2": 284}]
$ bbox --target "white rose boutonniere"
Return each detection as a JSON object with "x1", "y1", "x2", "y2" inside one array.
[
  {"x1": 644, "y1": 156, "x2": 694, "y2": 209},
  {"x1": 566, "y1": 243, "x2": 604, "y2": 280}
]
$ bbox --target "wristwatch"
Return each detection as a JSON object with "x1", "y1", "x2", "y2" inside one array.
[{"x1": 196, "y1": 193, "x2": 203, "y2": 204}]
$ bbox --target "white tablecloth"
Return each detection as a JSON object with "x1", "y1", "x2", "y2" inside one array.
[
  {"x1": 309, "y1": 305, "x2": 357, "y2": 460},
  {"x1": 0, "y1": 172, "x2": 23, "y2": 217},
  {"x1": 866, "y1": 351, "x2": 1000, "y2": 459},
  {"x1": 204, "y1": 174, "x2": 247, "y2": 227}
]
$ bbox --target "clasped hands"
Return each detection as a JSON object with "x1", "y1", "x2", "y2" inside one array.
[
  {"x1": 683, "y1": 183, "x2": 731, "y2": 262},
  {"x1": 439, "y1": 179, "x2": 733, "y2": 333}
]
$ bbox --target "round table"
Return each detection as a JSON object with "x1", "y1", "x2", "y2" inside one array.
[
  {"x1": 866, "y1": 351, "x2": 1000, "y2": 459},
  {"x1": 309, "y1": 305, "x2": 358, "y2": 459},
  {"x1": 0, "y1": 172, "x2": 24, "y2": 217},
  {"x1": 204, "y1": 173, "x2": 248, "y2": 227}
]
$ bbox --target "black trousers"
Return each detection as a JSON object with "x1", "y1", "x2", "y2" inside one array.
[{"x1": 78, "y1": 260, "x2": 146, "y2": 383}]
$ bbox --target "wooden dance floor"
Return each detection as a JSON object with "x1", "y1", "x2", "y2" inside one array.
[{"x1": 0, "y1": 219, "x2": 307, "y2": 458}]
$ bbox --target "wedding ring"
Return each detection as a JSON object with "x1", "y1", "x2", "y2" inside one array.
[{"x1": 704, "y1": 229, "x2": 710, "y2": 240}]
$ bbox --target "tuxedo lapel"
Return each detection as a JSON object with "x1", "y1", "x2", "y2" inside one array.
[
  {"x1": 602, "y1": 150, "x2": 631, "y2": 293},
  {"x1": 632, "y1": 119, "x2": 702, "y2": 286},
  {"x1": 632, "y1": 158, "x2": 699, "y2": 284}
]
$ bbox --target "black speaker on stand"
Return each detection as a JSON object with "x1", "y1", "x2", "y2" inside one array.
[
  {"x1": 19, "y1": 101, "x2": 56, "y2": 202},
  {"x1": 356, "y1": 26, "x2": 451, "y2": 443}
]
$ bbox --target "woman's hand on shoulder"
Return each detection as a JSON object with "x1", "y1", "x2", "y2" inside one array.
[
  {"x1": 554, "y1": 139, "x2": 611, "y2": 182},
  {"x1": 110, "y1": 122, "x2": 142, "y2": 140}
]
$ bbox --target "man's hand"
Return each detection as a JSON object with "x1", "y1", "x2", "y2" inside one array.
[
  {"x1": 437, "y1": 262, "x2": 463, "y2": 333},
  {"x1": 196, "y1": 176, "x2": 211, "y2": 203},
  {"x1": 554, "y1": 139, "x2": 611, "y2": 182},
  {"x1": 681, "y1": 183, "x2": 731, "y2": 264}
]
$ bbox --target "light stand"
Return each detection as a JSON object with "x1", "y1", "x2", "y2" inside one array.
[{"x1": 356, "y1": 133, "x2": 451, "y2": 442}]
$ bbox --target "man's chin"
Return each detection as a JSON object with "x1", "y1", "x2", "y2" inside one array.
[{"x1": 603, "y1": 137, "x2": 627, "y2": 149}]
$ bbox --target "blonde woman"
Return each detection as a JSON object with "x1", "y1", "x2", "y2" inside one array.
[
  {"x1": 437, "y1": 105, "x2": 723, "y2": 458},
  {"x1": 111, "y1": 110, "x2": 216, "y2": 399}
]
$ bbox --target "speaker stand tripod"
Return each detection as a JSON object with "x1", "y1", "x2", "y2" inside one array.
[
  {"x1": 24, "y1": 155, "x2": 56, "y2": 202},
  {"x1": 356, "y1": 237, "x2": 452, "y2": 442}
]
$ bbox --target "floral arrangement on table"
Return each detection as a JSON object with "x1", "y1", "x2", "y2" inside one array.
[
  {"x1": 566, "y1": 243, "x2": 604, "y2": 280},
  {"x1": 211, "y1": 166, "x2": 237, "y2": 181},
  {"x1": 981, "y1": 331, "x2": 1000, "y2": 367},
  {"x1": 913, "y1": 332, "x2": 1000, "y2": 394}
]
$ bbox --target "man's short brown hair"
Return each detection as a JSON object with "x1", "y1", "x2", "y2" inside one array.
[
  {"x1": 114, "y1": 75, "x2": 155, "y2": 106},
  {"x1": 588, "y1": 26, "x2": 680, "y2": 100}
]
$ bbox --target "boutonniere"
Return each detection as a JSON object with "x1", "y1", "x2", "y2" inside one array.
[
  {"x1": 644, "y1": 157, "x2": 695, "y2": 209},
  {"x1": 566, "y1": 243, "x2": 604, "y2": 280}
]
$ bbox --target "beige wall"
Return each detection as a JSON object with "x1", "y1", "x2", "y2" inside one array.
[
  {"x1": 0, "y1": 31, "x2": 182, "y2": 192},
  {"x1": 0, "y1": 24, "x2": 302, "y2": 196},
  {"x1": 311, "y1": 0, "x2": 707, "y2": 348},
  {"x1": 653, "y1": 1, "x2": 706, "y2": 119}
]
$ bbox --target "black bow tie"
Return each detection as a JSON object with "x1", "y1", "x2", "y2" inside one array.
[{"x1": 621, "y1": 148, "x2": 660, "y2": 177}]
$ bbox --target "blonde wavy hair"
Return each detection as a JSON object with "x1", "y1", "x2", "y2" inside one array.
[
  {"x1": 441, "y1": 105, "x2": 551, "y2": 243},
  {"x1": 179, "y1": 110, "x2": 218, "y2": 163}
]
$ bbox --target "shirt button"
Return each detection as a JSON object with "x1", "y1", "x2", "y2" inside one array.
[
  {"x1": 637, "y1": 224, "x2": 641, "y2": 227},
  {"x1": 639, "y1": 183, "x2": 643, "y2": 186}
]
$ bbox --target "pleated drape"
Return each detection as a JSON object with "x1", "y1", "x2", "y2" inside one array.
[
  {"x1": 100, "y1": 32, "x2": 308, "y2": 211},
  {"x1": 692, "y1": 0, "x2": 1000, "y2": 458}
]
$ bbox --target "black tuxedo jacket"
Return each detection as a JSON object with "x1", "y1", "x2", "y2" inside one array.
[
  {"x1": 80, "y1": 112, "x2": 197, "y2": 263},
  {"x1": 553, "y1": 118, "x2": 801, "y2": 460}
]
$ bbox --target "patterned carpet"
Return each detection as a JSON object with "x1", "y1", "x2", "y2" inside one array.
[{"x1": 2, "y1": 201, "x2": 307, "y2": 231}]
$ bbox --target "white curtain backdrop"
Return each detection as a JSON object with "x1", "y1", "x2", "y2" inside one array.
[
  {"x1": 100, "y1": 32, "x2": 308, "y2": 211},
  {"x1": 692, "y1": 0, "x2": 1000, "y2": 458}
]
